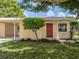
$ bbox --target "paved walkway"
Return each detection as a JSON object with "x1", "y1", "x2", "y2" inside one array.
[
  {"x1": 0, "y1": 38, "x2": 14, "y2": 43},
  {"x1": 0, "y1": 37, "x2": 20, "y2": 43},
  {"x1": 0, "y1": 38, "x2": 12, "y2": 43},
  {"x1": 0, "y1": 40, "x2": 11, "y2": 43}
]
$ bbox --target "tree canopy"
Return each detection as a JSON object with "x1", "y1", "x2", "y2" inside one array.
[
  {"x1": 23, "y1": 18, "x2": 45, "y2": 29},
  {"x1": 0, "y1": 0, "x2": 23, "y2": 17},
  {"x1": 59, "y1": 0, "x2": 79, "y2": 17},
  {"x1": 23, "y1": 18, "x2": 45, "y2": 40},
  {"x1": 19, "y1": 0, "x2": 66, "y2": 12},
  {"x1": 19, "y1": 0, "x2": 79, "y2": 17}
]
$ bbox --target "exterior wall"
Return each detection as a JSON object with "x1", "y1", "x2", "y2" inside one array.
[
  {"x1": 0, "y1": 22, "x2": 14, "y2": 38},
  {"x1": 19, "y1": 21, "x2": 37, "y2": 40},
  {"x1": 57, "y1": 21, "x2": 71, "y2": 39},
  {"x1": 19, "y1": 20, "x2": 71, "y2": 40},
  {"x1": 0, "y1": 23, "x2": 5, "y2": 38},
  {"x1": 0, "y1": 20, "x2": 19, "y2": 38},
  {"x1": 41, "y1": 20, "x2": 57, "y2": 40},
  {"x1": 0, "y1": 19, "x2": 71, "y2": 39},
  {"x1": 5, "y1": 23, "x2": 14, "y2": 37}
]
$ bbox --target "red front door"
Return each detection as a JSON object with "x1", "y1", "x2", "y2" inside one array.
[{"x1": 46, "y1": 23, "x2": 53, "y2": 37}]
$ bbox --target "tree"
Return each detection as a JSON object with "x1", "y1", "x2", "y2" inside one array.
[
  {"x1": 70, "y1": 21, "x2": 79, "y2": 39},
  {"x1": 32, "y1": 0, "x2": 65, "y2": 2},
  {"x1": 59, "y1": 0, "x2": 79, "y2": 18},
  {"x1": 0, "y1": 0, "x2": 23, "y2": 17},
  {"x1": 58, "y1": 0, "x2": 79, "y2": 39},
  {"x1": 19, "y1": 0, "x2": 79, "y2": 18},
  {"x1": 23, "y1": 18, "x2": 45, "y2": 40},
  {"x1": 19, "y1": 0, "x2": 66, "y2": 12},
  {"x1": 70, "y1": 22, "x2": 76, "y2": 39}
]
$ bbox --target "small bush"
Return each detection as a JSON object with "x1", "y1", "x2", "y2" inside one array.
[
  {"x1": 51, "y1": 40, "x2": 60, "y2": 43},
  {"x1": 20, "y1": 38, "x2": 25, "y2": 41},
  {"x1": 20, "y1": 38, "x2": 32, "y2": 41},
  {"x1": 26, "y1": 38, "x2": 32, "y2": 41},
  {"x1": 39, "y1": 38, "x2": 48, "y2": 42},
  {"x1": 38, "y1": 38, "x2": 60, "y2": 43},
  {"x1": 20, "y1": 38, "x2": 60, "y2": 43}
]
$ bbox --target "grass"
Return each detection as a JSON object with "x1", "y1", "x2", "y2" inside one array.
[
  {"x1": 0, "y1": 40, "x2": 79, "y2": 59},
  {"x1": 73, "y1": 35, "x2": 79, "y2": 39}
]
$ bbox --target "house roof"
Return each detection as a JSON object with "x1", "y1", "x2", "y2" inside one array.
[
  {"x1": 0, "y1": 18, "x2": 23, "y2": 20},
  {"x1": 44, "y1": 17, "x2": 72, "y2": 21},
  {"x1": 0, "y1": 17, "x2": 72, "y2": 21}
]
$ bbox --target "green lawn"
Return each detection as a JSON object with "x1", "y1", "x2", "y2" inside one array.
[
  {"x1": 73, "y1": 35, "x2": 79, "y2": 39},
  {"x1": 0, "y1": 40, "x2": 79, "y2": 59}
]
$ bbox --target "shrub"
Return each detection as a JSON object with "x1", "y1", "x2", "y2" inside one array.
[
  {"x1": 51, "y1": 40, "x2": 60, "y2": 43},
  {"x1": 20, "y1": 38, "x2": 60, "y2": 43},
  {"x1": 39, "y1": 38, "x2": 48, "y2": 42},
  {"x1": 39, "y1": 38, "x2": 60, "y2": 43},
  {"x1": 26, "y1": 38, "x2": 32, "y2": 41},
  {"x1": 20, "y1": 38, "x2": 25, "y2": 41}
]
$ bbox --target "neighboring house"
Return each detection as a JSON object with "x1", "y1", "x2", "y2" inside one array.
[{"x1": 0, "y1": 17, "x2": 71, "y2": 40}]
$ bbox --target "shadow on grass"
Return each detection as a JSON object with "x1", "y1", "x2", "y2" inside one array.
[{"x1": 0, "y1": 40, "x2": 79, "y2": 59}]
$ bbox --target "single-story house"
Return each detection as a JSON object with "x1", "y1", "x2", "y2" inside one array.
[{"x1": 0, "y1": 17, "x2": 72, "y2": 40}]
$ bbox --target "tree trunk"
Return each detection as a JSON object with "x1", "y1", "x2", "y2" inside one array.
[
  {"x1": 34, "y1": 30, "x2": 39, "y2": 40},
  {"x1": 77, "y1": 9, "x2": 79, "y2": 18},
  {"x1": 70, "y1": 23, "x2": 74, "y2": 40},
  {"x1": 32, "y1": 29, "x2": 39, "y2": 41},
  {"x1": 70, "y1": 29, "x2": 73, "y2": 40}
]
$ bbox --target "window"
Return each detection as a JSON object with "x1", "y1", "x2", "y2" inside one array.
[{"x1": 58, "y1": 23, "x2": 67, "y2": 32}]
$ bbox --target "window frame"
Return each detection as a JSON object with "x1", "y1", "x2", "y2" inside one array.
[{"x1": 58, "y1": 23, "x2": 67, "y2": 32}]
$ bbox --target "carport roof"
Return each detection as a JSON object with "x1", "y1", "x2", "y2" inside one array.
[{"x1": 0, "y1": 18, "x2": 23, "y2": 20}]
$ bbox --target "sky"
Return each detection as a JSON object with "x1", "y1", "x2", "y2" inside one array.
[{"x1": 17, "y1": 0, "x2": 77, "y2": 18}]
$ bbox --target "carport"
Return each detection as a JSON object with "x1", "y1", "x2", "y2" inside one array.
[{"x1": 0, "y1": 18, "x2": 22, "y2": 39}]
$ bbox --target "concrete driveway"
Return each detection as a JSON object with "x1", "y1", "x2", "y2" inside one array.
[{"x1": 0, "y1": 38, "x2": 13, "y2": 43}]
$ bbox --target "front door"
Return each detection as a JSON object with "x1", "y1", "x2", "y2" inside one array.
[{"x1": 46, "y1": 23, "x2": 53, "y2": 37}]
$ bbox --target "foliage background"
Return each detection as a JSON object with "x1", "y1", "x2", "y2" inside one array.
[{"x1": 0, "y1": 0, "x2": 23, "y2": 17}]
